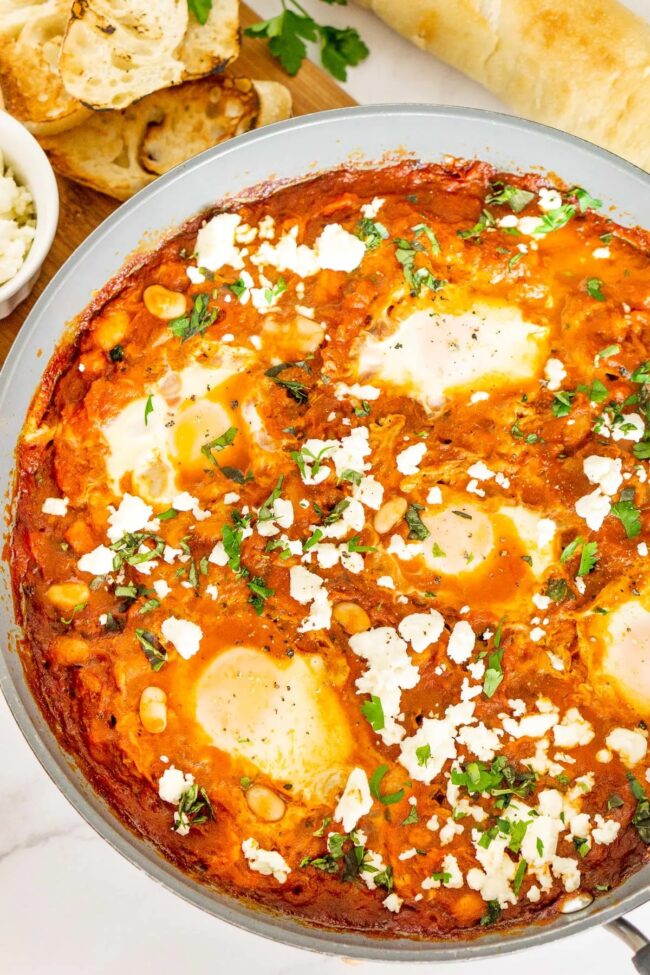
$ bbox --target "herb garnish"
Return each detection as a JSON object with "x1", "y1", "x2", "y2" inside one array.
[
  {"x1": 369, "y1": 765, "x2": 405, "y2": 805},
  {"x1": 405, "y1": 502, "x2": 430, "y2": 540},
  {"x1": 457, "y1": 209, "x2": 495, "y2": 241},
  {"x1": 486, "y1": 182, "x2": 535, "y2": 213},
  {"x1": 258, "y1": 477, "x2": 284, "y2": 522},
  {"x1": 480, "y1": 901, "x2": 502, "y2": 926},
  {"x1": 628, "y1": 774, "x2": 650, "y2": 844},
  {"x1": 545, "y1": 577, "x2": 571, "y2": 602},
  {"x1": 355, "y1": 217, "x2": 389, "y2": 250},
  {"x1": 560, "y1": 536, "x2": 598, "y2": 576},
  {"x1": 611, "y1": 488, "x2": 642, "y2": 538},
  {"x1": 201, "y1": 427, "x2": 252, "y2": 484},
  {"x1": 173, "y1": 783, "x2": 214, "y2": 834},
  {"x1": 245, "y1": 2, "x2": 369, "y2": 81},
  {"x1": 169, "y1": 291, "x2": 217, "y2": 342},
  {"x1": 144, "y1": 394, "x2": 154, "y2": 426},
  {"x1": 483, "y1": 617, "x2": 505, "y2": 698},
  {"x1": 188, "y1": 0, "x2": 212, "y2": 25},
  {"x1": 361, "y1": 695, "x2": 385, "y2": 732},
  {"x1": 265, "y1": 361, "x2": 310, "y2": 403},
  {"x1": 135, "y1": 628, "x2": 167, "y2": 671},
  {"x1": 570, "y1": 187, "x2": 602, "y2": 212},
  {"x1": 248, "y1": 576, "x2": 275, "y2": 615},
  {"x1": 393, "y1": 237, "x2": 445, "y2": 296},
  {"x1": 586, "y1": 277, "x2": 606, "y2": 301}
]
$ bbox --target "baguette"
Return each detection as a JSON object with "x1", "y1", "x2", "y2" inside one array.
[
  {"x1": 0, "y1": 0, "x2": 90, "y2": 135},
  {"x1": 39, "y1": 77, "x2": 292, "y2": 200},
  {"x1": 354, "y1": 0, "x2": 650, "y2": 171}
]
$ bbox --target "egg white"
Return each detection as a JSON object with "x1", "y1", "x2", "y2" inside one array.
[
  {"x1": 102, "y1": 351, "x2": 256, "y2": 504},
  {"x1": 582, "y1": 597, "x2": 650, "y2": 714},
  {"x1": 194, "y1": 647, "x2": 353, "y2": 799},
  {"x1": 356, "y1": 303, "x2": 548, "y2": 409}
]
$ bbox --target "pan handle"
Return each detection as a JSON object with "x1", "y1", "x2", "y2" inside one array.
[{"x1": 607, "y1": 917, "x2": 650, "y2": 974}]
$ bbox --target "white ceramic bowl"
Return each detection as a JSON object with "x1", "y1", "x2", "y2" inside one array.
[{"x1": 0, "y1": 111, "x2": 59, "y2": 320}]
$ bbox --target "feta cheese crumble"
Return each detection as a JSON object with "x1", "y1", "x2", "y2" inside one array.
[
  {"x1": 242, "y1": 838, "x2": 291, "y2": 883},
  {"x1": 160, "y1": 617, "x2": 203, "y2": 660},
  {"x1": 334, "y1": 767, "x2": 372, "y2": 833}
]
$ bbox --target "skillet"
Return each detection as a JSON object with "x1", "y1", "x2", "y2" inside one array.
[{"x1": 1, "y1": 104, "x2": 650, "y2": 968}]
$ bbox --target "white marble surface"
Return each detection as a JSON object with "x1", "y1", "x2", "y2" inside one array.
[{"x1": 3, "y1": 1, "x2": 650, "y2": 971}]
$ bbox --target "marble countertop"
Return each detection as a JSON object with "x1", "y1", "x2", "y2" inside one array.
[{"x1": 3, "y1": 1, "x2": 650, "y2": 971}]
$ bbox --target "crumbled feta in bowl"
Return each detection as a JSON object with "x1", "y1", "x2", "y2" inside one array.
[
  {"x1": 0, "y1": 112, "x2": 59, "y2": 319},
  {"x1": 0, "y1": 150, "x2": 36, "y2": 287}
]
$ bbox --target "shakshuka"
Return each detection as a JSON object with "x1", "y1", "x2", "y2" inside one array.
[{"x1": 10, "y1": 159, "x2": 650, "y2": 937}]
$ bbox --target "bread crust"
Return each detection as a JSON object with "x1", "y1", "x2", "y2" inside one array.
[
  {"x1": 39, "y1": 76, "x2": 292, "y2": 200},
  {"x1": 354, "y1": 0, "x2": 650, "y2": 171},
  {"x1": 0, "y1": 0, "x2": 91, "y2": 134}
]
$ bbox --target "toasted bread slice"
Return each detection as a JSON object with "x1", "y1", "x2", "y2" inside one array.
[
  {"x1": 180, "y1": 0, "x2": 239, "y2": 79},
  {"x1": 59, "y1": 0, "x2": 190, "y2": 110},
  {"x1": 59, "y1": 0, "x2": 240, "y2": 111},
  {"x1": 0, "y1": 0, "x2": 91, "y2": 135},
  {"x1": 39, "y1": 77, "x2": 292, "y2": 201},
  {"x1": 141, "y1": 79, "x2": 292, "y2": 176}
]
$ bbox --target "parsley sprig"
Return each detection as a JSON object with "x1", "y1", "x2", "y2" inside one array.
[{"x1": 245, "y1": 1, "x2": 369, "y2": 81}]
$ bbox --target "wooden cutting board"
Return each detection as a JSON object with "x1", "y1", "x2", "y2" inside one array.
[{"x1": 0, "y1": 3, "x2": 356, "y2": 364}]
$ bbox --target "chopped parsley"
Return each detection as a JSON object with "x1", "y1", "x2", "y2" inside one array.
[
  {"x1": 354, "y1": 399, "x2": 371, "y2": 417},
  {"x1": 486, "y1": 182, "x2": 535, "y2": 213},
  {"x1": 355, "y1": 217, "x2": 389, "y2": 250},
  {"x1": 169, "y1": 291, "x2": 217, "y2": 342},
  {"x1": 369, "y1": 764, "x2": 405, "y2": 805},
  {"x1": 247, "y1": 576, "x2": 274, "y2": 615},
  {"x1": 402, "y1": 805, "x2": 419, "y2": 826},
  {"x1": 573, "y1": 836, "x2": 590, "y2": 857},
  {"x1": 412, "y1": 222, "x2": 441, "y2": 254},
  {"x1": 361, "y1": 695, "x2": 385, "y2": 731},
  {"x1": 595, "y1": 343, "x2": 620, "y2": 362},
  {"x1": 227, "y1": 277, "x2": 248, "y2": 299},
  {"x1": 144, "y1": 394, "x2": 154, "y2": 426},
  {"x1": 480, "y1": 900, "x2": 502, "y2": 926},
  {"x1": 258, "y1": 476, "x2": 284, "y2": 522},
  {"x1": 483, "y1": 617, "x2": 505, "y2": 698},
  {"x1": 264, "y1": 276, "x2": 287, "y2": 304},
  {"x1": 560, "y1": 536, "x2": 598, "y2": 576},
  {"x1": 416, "y1": 744, "x2": 431, "y2": 767},
  {"x1": 628, "y1": 774, "x2": 650, "y2": 844},
  {"x1": 513, "y1": 858, "x2": 528, "y2": 895},
  {"x1": 571, "y1": 186, "x2": 602, "y2": 212},
  {"x1": 291, "y1": 443, "x2": 333, "y2": 478},
  {"x1": 323, "y1": 498, "x2": 350, "y2": 525},
  {"x1": 577, "y1": 378, "x2": 608, "y2": 403},
  {"x1": 201, "y1": 426, "x2": 238, "y2": 465},
  {"x1": 265, "y1": 361, "x2": 310, "y2": 403},
  {"x1": 457, "y1": 209, "x2": 495, "y2": 241},
  {"x1": 404, "y1": 502, "x2": 430, "y2": 540},
  {"x1": 586, "y1": 277, "x2": 606, "y2": 301},
  {"x1": 611, "y1": 489, "x2": 641, "y2": 538},
  {"x1": 173, "y1": 783, "x2": 214, "y2": 834},
  {"x1": 135, "y1": 628, "x2": 167, "y2": 671},
  {"x1": 551, "y1": 390, "x2": 575, "y2": 417},
  {"x1": 534, "y1": 203, "x2": 576, "y2": 235},
  {"x1": 393, "y1": 236, "x2": 445, "y2": 296}
]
